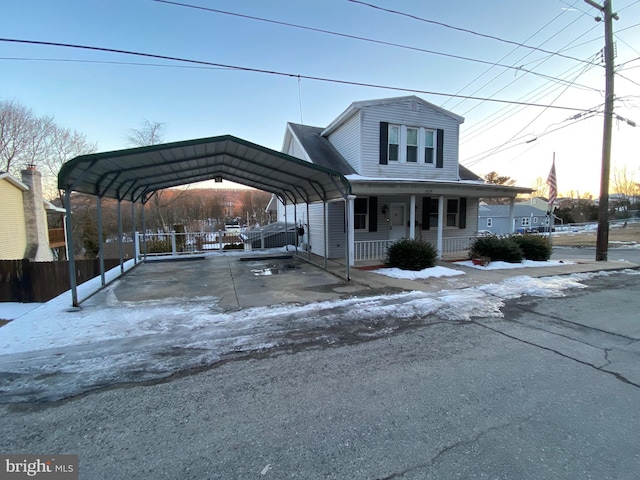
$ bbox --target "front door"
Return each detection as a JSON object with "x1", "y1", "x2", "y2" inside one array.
[{"x1": 389, "y1": 203, "x2": 406, "y2": 241}]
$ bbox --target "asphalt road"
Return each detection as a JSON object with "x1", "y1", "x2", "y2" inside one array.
[{"x1": 1, "y1": 271, "x2": 639, "y2": 479}]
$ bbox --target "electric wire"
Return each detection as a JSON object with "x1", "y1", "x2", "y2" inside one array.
[
  {"x1": 0, "y1": 37, "x2": 595, "y2": 112},
  {"x1": 441, "y1": 0, "x2": 584, "y2": 108},
  {"x1": 149, "y1": 0, "x2": 590, "y2": 86},
  {"x1": 346, "y1": 0, "x2": 600, "y2": 66},
  {"x1": 462, "y1": 60, "x2": 598, "y2": 166},
  {"x1": 461, "y1": 56, "x2": 600, "y2": 144},
  {"x1": 456, "y1": 15, "x2": 599, "y2": 116}
]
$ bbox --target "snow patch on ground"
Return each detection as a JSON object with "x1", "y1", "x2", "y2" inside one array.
[{"x1": 456, "y1": 259, "x2": 574, "y2": 270}]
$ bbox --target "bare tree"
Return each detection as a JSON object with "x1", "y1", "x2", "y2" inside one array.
[
  {"x1": 126, "y1": 120, "x2": 171, "y2": 231},
  {"x1": 44, "y1": 126, "x2": 97, "y2": 200},
  {"x1": 126, "y1": 119, "x2": 165, "y2": 147},
  {"x1": 0, "y1": 98, "x2": 97, "y2": 199},
  {"x1": 530, "y1": 176, "x2": 549, "y2": 199},
  {"x1": 0, "y1": 99, "x2": 36, "y2": 174},
  {"x1": 612, "y1": 165, "x2": 639, "y2": 201}
]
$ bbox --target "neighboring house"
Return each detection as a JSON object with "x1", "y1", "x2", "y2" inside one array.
[
  {"x1": 0, "y1": 167, "x2": 65, "y2": 261},
  {"x1": 518, "y1": 196, "x2": 553, "y2": 212},
  {"x1": 278, "y1": 96, "x2": 532, "y2": 263},
  {"x1": 479, "y1": 204, "x2": 552, "y2": 235}
]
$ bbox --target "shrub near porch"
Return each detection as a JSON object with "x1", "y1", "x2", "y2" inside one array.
[
  {"x1": 469, "y1": 235, "x2": 552, "y2": 263},
  {"x1": 385, "y1": 238, "x2": 438, "y2": 271}
]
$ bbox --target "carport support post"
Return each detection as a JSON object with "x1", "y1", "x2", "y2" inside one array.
[
  {"x1": 306, "y1": 202, "x2": 311, "y2": 261},
  {"x1": 117, "y1": 199, "x2": 124, "y2": 273},
  {"x1": 131, "y1": 202, "x2": 137, "y2": 265},
  {"x1": 436, "y1": 196, "x2": 444, "y2": 259},
  {"x1": 96, "y1": 196, "x2": 106, "y2": 286},
  {"x1": 323, "y1": 201, "x2": 327, "y2": 269},
  {"x1": 508, "y1": 199, "x2": 515, "y2": 234},
  {"x1": 346, "y1": 195, "x2": 355, "y2": 279},
  {"x1": 294, "y1": 203, "x2": 298, "y2": 254},
  {"x1": 283, "y1": 199, "x2": 289, "y2": 251},
  {"x1": 409, "y1": 195, "x2": 416, "y2": 240},
  {"x1": 64, "y1": 189, "x2": 79, "y2": 307},
  {"x1": 141, "y1": 201, "x2": 147, "y2": 261}
]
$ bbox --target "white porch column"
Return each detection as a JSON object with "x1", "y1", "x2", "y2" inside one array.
[
  {"x1": 347, "y1": 195, "x2": 356, "y2": 266},
  {"x1": 508, "y1": 198, "x2": 516, "y2": 233},
  {"x1": 409, "y1": 195, "x2": 416, "y2": 240},
  {"x1": 437, "y1": 196, "x2": 444, "y2": 259}
]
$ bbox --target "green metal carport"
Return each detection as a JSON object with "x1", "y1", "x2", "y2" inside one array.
[{"x1": 58, "y1": 135, "x2": 352, "y2": 307}]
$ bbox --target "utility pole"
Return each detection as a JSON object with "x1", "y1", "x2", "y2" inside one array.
[{"x1": 584, "y1": 0, "x2": 618, "y2": 261}]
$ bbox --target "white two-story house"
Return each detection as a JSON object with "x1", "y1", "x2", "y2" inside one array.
[{"x1": 279, "y1": 96, "x2": 531, "y2": 264}]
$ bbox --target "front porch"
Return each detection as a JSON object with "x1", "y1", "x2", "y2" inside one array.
[{"x1": 354, "y1": 236, "x2": 472, "y2": 263}]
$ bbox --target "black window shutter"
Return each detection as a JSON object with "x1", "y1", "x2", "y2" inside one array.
[
  {"x1": 379, "y1": 122, "x2": 389, "y2": 165},
  {"x1": 459, "y1": 197, "x2": 467, "y2": 229},
  {"x1": 436, "y1": 129, "x2": 444, "y2": 168},
  {"x1": 369, "y1": 196, "x2": 378, "y2": 232},
  {"x1": 422, "y1": 197, "x2": 430, "y2": 230}
]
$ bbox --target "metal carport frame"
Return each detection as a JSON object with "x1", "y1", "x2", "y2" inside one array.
[{"x1": 58, "y1": 135, "x2": 352, "y2": 307}]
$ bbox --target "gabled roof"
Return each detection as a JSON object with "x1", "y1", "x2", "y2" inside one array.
[
  {"x1": 480, "y1": 204, "x2": 548, "y2": 216},
  {"x1": 287, "y1": 123, "x2": 356, "y2": 175},
  {"x1": 58, "y1": 135, "x2": 351, "y2": 205},
  {"x1": 0, "y1": 172, "x2": 28, "y2": 191},
  {"x1": 322, "y1": 95, "x2": 465, "y2": 137}
]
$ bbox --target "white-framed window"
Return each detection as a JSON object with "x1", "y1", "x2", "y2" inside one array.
[
  {"x1": 487, "y1": 218, "x2": 493, "y2": 227},
  {"x1": 521, "y1": 217, "x2": 530, "y2": 227},
  {"x1": 533, "y1": 217, "x2": 538, "y2": 224},
  {"x1": 388, "y1": 125, "x2": 400, "y2": 162},
  {"x1": 385, "y1": 124, "x2": 438, "y2": 165},
  {"x1": 406, "y1": 127, "x2": 418, "y2": 163},
  {"x1": 354, "y1": 197, "x2": 368, "y2": 230},
  {"x1": 424, "y1": 129, "x2": 435, "y2": 164},
  {"x1": 446, "y1": 198, "x2": 459, "y2": 227}
]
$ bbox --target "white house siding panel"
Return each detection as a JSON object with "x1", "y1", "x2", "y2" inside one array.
[
  {"x1": 0, "y1": 180, "x2": 28, "y2": 259},
  {"x1": 328, "y1": 202, "x2": 346, "y2": 258},
  {"x1": 327, "y1": 111, "x2": 361, "y2": 172},
  {"x1": 307, "y1": 202, "x2": 326, "y2": 257},
  {"x1": 359, "y1": 100, "x2": 460, "y2": 180},
  {"x1": 286, "y1": 136, "x2": 311, "y2": 162}
]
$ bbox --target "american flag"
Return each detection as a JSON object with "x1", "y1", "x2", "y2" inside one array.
[{"x1": 546, "y1": 159, "x2": 557, "y2": 209}]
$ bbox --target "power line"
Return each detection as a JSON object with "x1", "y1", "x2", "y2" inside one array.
[
  {"x1": 463, "y1": 61, "x2": 599, "y2": 166},
  {"x1": 347, "y1": 0, "x2": 600, "y2": 66},
  {"x1": 461, "y1": 56, "x2": 600, "y2": 143},
  {"x1": 0, "y1": 56, "x2": 234, "y2": 70},
  {"x1": 441, "y1": 0, "x2": 592, "y2": 108},
  {"x1": 0, "y1": 37, "x2": 595, "y2": 112},
  {"x1": 462, "y1": 109, "x2": 601, "y2": 166},
  {"x1": 150, "y1": 0, "x2": 590, "y2": 88}
]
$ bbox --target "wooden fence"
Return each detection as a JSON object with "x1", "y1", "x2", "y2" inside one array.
[{"x1": 0, "y1": 258, "x2": 120, "y2": 303}]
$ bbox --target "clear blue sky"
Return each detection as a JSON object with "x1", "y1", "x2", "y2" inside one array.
[{"x1": 1, "y1": 0, "x2": 639, "y2": 195}]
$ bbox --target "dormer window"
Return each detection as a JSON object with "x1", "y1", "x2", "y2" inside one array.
[
  {"x1": 380, "y1": 122, "x2": 443, "y2": 167},
  {"x1": 388, "y1": 125, "x2": 399, "y2": 161},
  {"x1": 406, "y1": 127, "x2": 418, "y2": 163},
  {"x1": 424, "y1": 130, "x2": 435, "y2": 164}
]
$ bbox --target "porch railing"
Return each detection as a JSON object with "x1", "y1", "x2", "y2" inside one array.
[
  {"x1": 354, "y1": 240, "x2": 393, "y2": 262},
  {"x1": 135, "y1": 231, "x2": 243, "y2": 258},
  {"x1": 354, "y1": 236, "x2": 473, "y2": 262}
]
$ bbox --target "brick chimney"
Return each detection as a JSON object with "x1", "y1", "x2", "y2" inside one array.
[{"x1": 21, "y1": 165, "x2": 54, "y2": 262}]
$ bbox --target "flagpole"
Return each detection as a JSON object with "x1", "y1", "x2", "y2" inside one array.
[{"x1": 547, "y1": 153, "x2": 557, "y2": 248}]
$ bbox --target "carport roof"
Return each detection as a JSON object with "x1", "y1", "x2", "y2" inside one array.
[{"x1": 58, "y1": 135, "x2": 351, "y2": 204}]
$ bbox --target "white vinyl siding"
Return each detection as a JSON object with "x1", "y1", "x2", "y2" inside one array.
[
  {"x1": 285, "y1": 135, "x2": 310, "y2": 161},
  {"x1": 327, "y1": 111, "x2": 361, "y2": 172},
  {"x1": 358, "y1": 99, "x2": 460, "y2": 180}
]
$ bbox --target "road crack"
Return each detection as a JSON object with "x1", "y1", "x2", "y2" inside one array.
[{"x1": 474, "y1": 321, "x2": 640, "y2": 389}]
